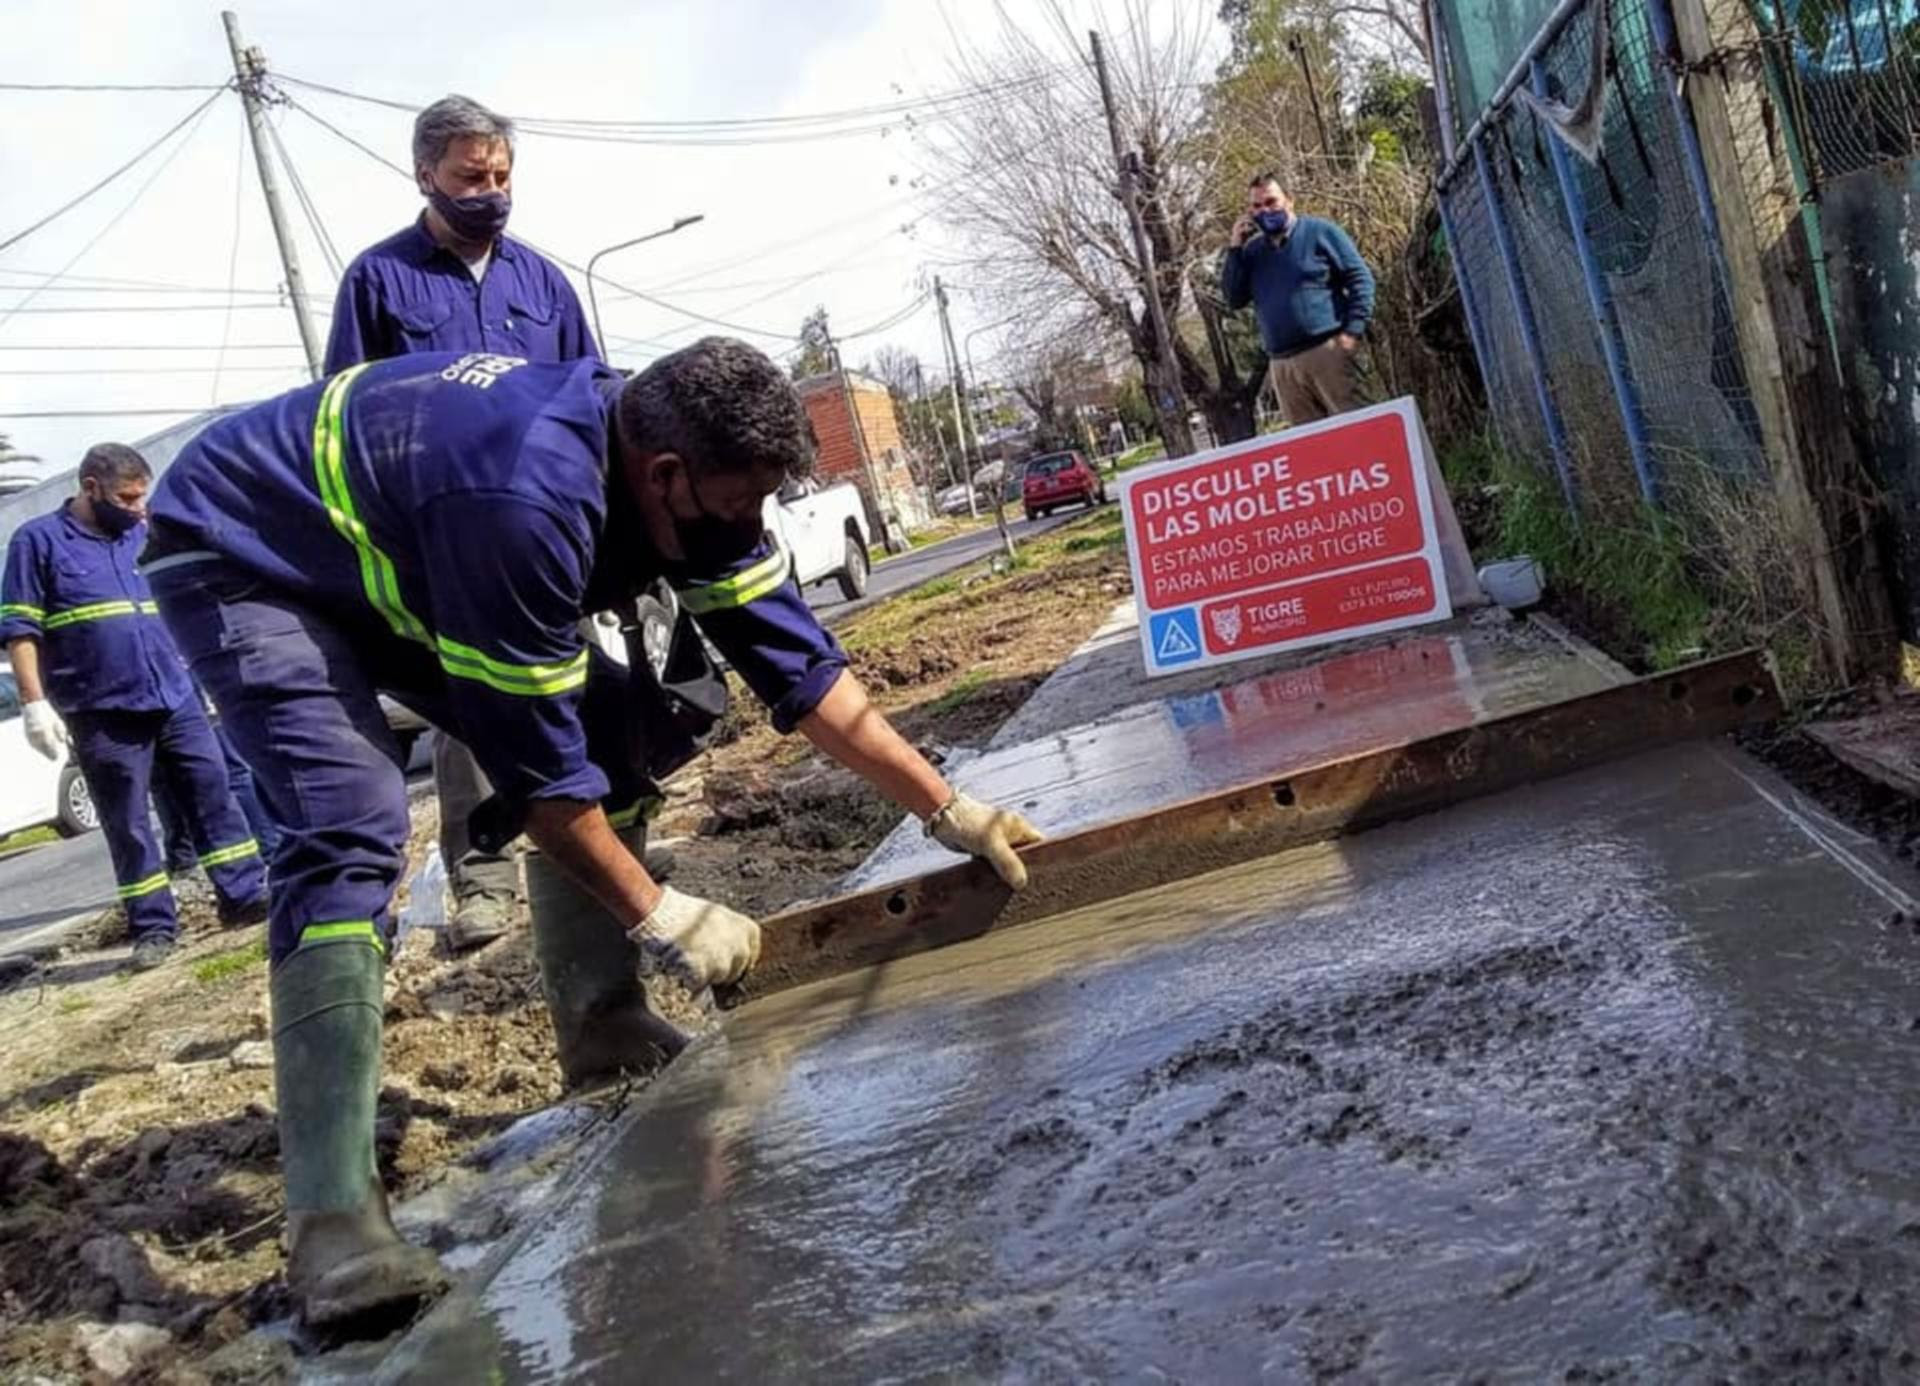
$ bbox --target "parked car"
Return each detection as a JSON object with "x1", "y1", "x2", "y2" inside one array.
[
  {"x1": 0, "y1": 667, "x2": 96, "y2": 839},
  {"x1": 935, "y1": 483, "x2": 976, "y2": 517},
  {"x1": 1022, "y1": 450, "x2": 1106, "y2": 520}
]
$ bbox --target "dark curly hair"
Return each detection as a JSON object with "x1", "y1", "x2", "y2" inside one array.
[{"x1": 617, "y1": 336, "x2": 814, "y2": 480}]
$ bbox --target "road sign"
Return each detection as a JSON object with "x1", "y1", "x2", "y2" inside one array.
[{"x1": 1119, "y1": 397, "x2": 1455, "y2": 676}]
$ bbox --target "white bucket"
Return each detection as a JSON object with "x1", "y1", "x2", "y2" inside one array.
[{"x1": 1478, "y1": 556, "x2": 1545, "y2": 610}]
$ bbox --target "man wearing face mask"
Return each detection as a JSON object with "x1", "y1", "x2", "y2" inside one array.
[
  {"x1": 0, "y1": 445, "x2": 268, "y2": 970},
  {"x1": 326, "y1": 94, "x2": 598, "y2": 954},
  {"x1": 1222, "y1": 171, "x2": 1377, "y2": 424},
  {"x1": 141, "y1": 338, "x2": 1042, "y2": 1332}
]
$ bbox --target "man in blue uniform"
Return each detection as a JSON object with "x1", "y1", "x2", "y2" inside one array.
[
  {"x1": 145, "y1": 338, "x2": 1041, "y2": 1333},
  {"x1": 1, "y1": 445, "x2": 267, "y2": 969},
  {"x1": 326, "y1": 93, "x2": 597, "y2": 953}
]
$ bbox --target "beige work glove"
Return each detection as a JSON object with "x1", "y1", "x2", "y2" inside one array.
[
  {"x1": 925, "y1": 792, "x2": 1044, "y2": 889},
  {"x1": 23, "y1": 700, "x2": 68, "y2": 761},
  {"x1": 628, "y1": 887, "x2": 762, "y2": 990}
]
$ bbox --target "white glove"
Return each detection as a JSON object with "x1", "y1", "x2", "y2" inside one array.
[
  {"x1": 926, "y1": 792, "x2": 1044, "y2": 889},
  {"x1": 22, "y1": 700, "x2": 68, "y2": 761},
  {"x1": 628, "y1": 887, "x2": 762, "y2": 990}
]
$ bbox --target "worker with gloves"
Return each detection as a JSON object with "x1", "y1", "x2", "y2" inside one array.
[
  {"x1": 0, "y1": 444, "x2": 268, "y2": 970},
  {"x1": 142, "y1": 337, "x2": 1041, "y2": 1335}
]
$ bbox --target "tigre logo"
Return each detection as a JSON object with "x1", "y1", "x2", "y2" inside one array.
[{"x1": 440, "y1": 353, "x2": 528, "y2": 389}]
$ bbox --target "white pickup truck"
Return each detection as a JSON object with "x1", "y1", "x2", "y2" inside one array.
[{"x1": 603, "y1": 476, "x2": 872, "y2": 678}]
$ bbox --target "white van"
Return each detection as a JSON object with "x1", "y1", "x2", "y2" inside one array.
[{"x1": 0, "y1": 667, "x2": 97, "y2": 840}]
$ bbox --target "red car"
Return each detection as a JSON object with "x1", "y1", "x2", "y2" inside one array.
[{"x1": 1021, "y1": 450, "x2": 1107, "y2": 521}]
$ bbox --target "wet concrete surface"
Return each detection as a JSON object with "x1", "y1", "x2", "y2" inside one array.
[
  {"x1": 846, "y1": 611, "x2": 1622, "y2": 891},
  {"x1": 379, "y1": 743, "x2": 1920, "y2": 1382}
]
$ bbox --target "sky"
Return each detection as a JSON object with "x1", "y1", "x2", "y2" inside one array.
[{"x1": 0, "y1": 0, "x2": 1179, "y2": 474}]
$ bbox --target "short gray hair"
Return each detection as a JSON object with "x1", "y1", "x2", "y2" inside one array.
[{"x1": 412, "y1": 94, "x2": 515, "y2": 173}]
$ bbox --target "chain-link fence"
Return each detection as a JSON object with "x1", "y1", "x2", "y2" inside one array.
[
  {"x1": 1436, "y1": 166, "x2": 1552, "y2": 468},
  {"x1": 1763, "y1": 0, "x2": 1920, "y2": 182},
  {"x1": 1437, "y1": 0, "x2": 1772, "y2": 516}
]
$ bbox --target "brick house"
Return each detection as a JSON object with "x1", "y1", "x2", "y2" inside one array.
[{"x1": 794, "y1": 370, "x2": 929, "y2": 540}]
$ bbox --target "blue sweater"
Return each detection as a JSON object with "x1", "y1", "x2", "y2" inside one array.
[{"x1": 1221, "y1": 215, "x2": 1376, "y2": 358}]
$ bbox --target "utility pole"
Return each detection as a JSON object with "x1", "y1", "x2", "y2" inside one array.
[
  {"x1": 936, "y1": 276, "x2": 1014, "y2": 555},
  {"x1": 222, "y1": 11, "x2": 323, "y2": 380},
  {"x1": 1288, "y1": 34, "x2": 1336, "y2": 162},
  {"x1": 932, "y1": 277, "x2": 977, "y2": 520},
  {"x1": 1089, "y1": 28, "x2": 1193, "y2": 458}
]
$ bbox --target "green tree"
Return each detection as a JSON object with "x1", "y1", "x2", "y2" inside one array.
[
  {"x1": 1354, "y1": 60, "x2": 1430, "y2": 165},
  {"x1": 789, "y1": 306, "x2": 835, "y2": 381}
]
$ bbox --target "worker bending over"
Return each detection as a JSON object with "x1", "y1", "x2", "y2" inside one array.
[{"x1": 144, "y1": 338, "x2": 1040, "y2": 1333}]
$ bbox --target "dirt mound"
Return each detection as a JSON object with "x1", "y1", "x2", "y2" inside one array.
[{"x1": 853, "y1": 639, "x2": 960, "y2": 691}]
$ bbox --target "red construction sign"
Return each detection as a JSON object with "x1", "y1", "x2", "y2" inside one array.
[{"x1": 1119, "y1": 398, "x2": 1453, "y2": 675}]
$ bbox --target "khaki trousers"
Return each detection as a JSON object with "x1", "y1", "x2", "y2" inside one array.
[{"x1": 1268, "y1": 336, "x2": 1368, "y2": 425}]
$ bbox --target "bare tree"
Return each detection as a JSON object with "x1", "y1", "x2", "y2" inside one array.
[
  {"x1": 920, "y1": 1, "x2": 1268, "y2": 449},
  {"x1": 867, "y1": 344, "x2": 924, "y2": 400}
]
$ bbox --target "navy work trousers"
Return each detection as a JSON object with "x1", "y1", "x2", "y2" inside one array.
[
  {"x1": 150, "y1": 559, "x2": 645, "y2": 966},
  {"x1": 156, "y1": 718, "x2": 282, "y2": 869},
  {"x1": 67, "y1": 698, "x2": 268, "y2": 942}
]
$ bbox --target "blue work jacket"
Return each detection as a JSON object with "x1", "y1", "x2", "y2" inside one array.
[
  {"x1": 1, "y1": 506, "x2": 193, "y2": 715},
  {"x1": 148, "y1": 353, "x2": 847, "y2": 807},
  {"x1": 324, "y1": 217, "x2": 598, "y2": 373}
]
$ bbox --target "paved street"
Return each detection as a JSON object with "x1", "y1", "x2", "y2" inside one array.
[
  {"x1": 0, "y1": 509, "x2": 1092, "y2": 951},
  {"x1": 0, "y1": 752, "x2": 435, "y2": 954},
  {"x1": 0, "y1": 831, "x2": 119, "y2": 951},
  {"x1": 812, "y1": 507, "x2": 1081, "y2": 626}
]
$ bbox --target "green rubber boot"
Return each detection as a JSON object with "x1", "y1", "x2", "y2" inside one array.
[
  {"x1": 527, "y1": 828, "x2": 691, "y2": 1092},
  {"x1": 271, "y1": 935, "x2": 448, "y2": 1336}
]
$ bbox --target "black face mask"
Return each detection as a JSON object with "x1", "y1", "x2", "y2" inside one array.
[
  {"x1": 424, "y1": 183, "x2": 511, "y2": 243},
  {"x1": 88, "y1": 490, "x2": 142, "y2": 538},
  {"x1": 670, "y1": 468, "x2": 765, "y2": 575}
]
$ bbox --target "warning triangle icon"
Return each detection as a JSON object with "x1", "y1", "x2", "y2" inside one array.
[{"x1": 1156, "y1": 615, "x2": 1199, "y2": 660}]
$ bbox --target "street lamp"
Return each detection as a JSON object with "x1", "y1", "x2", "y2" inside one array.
[{"x1": 586, "y1": 215, "x2": 706, "y2": 360}]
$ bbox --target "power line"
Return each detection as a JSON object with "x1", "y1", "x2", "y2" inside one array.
[
  {"x1": 0, "y1": 80, "x2": 227, "y2": 92},
  {"x1": 285, "y1": 98, "x2": 410, "y2": 179},
  {"x1": 279, "y1": 74, "x2": 919, "y2": 347},
  {"x1": 0, "y1": 343, "x2": 305, "y2": 352},
  {"x1": 264, "y1": 110, "x2": 343, "y2": 279},
  {"x1": 612, "y1": 218, "x2": 926, "y2": 357},
  {"x1": 839, "y1": 292, "x2": 931, "y2": 341},
  {"x1": 0, "y1": 88, "x2": 227, "y2": 255},
  {"x1": 0, "y1": 407, "x2": 234, "y2": 419},
  {"x1": 0, "y1": 364, "x2": 303, "y2": 376},
  {"x1": 275, "y1": 70, "x2": 1060, "y2": 142},
  {"x1": 0, "y1": 303, "x2": 330, "y2": 315},
  {"x1": 284, "y1": 89, "x2": 836, "y2": 343},
  {"x1": 0, "y1": 88, "x2": 224, "y2": 331},
  {"x1": 0, "y1": 281, "x2": 288, "y2": 296},
  {"x1": 641, "y1": 191, "x2": 924, "y2": 292},
  {"x1": 214, "y1": 101, "x2": 250, "y2": 404}
]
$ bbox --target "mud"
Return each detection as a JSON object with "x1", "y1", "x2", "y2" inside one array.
[
  {"x1": 0, "y1": 514, "x2": 1136, "y2": 1380},
  {"x1": 383, "y1": 744, "x2": 1920, "y2": 1381}
]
